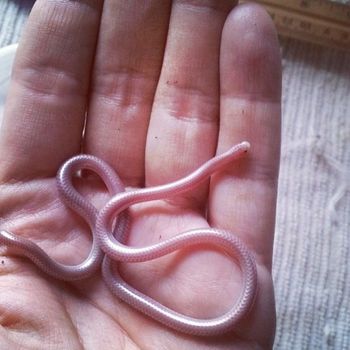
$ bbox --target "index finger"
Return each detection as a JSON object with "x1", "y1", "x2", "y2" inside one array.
[{"x1": 209, "y1": 3, "x2": 282, "y2": 270}]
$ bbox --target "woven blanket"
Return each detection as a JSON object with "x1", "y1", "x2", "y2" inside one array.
[{"x1": 0, "y1": 1, "x2": 349, "y2": 349}]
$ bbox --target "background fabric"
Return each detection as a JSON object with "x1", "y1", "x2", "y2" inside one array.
[{"x1": 0, "y1": 1, "x2": 349, "y2": 349}]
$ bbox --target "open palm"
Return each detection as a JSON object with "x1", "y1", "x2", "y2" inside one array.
[{"x1": 0, "y1": 1, "x2": 281, "y2": 349}]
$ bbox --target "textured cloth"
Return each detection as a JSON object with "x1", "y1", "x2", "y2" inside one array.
[
  {"x1": 331, "y1": 0, "x2": 350, "y2": 4},
  {"x1": 0, "y1": 1, "x2": 349, "y2": 349},
  {"x1": 275, "y1": 40, "x2": 350, "y2": 349},
  {"x1": 0, "y1": 0, "x2": 33, "y2": 47}
]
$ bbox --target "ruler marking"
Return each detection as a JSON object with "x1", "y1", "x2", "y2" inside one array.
[
  {"x1": 271, "y1": 7, "x2": 350, "y2": 39},
  {"x1": 243, "y1": 0, "x2": 350, "y2": 51},
  {"x1": 257, "y1": 0, "x2": 350, "y2": 25}
]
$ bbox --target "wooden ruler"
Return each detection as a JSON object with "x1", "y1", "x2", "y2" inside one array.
[{"x1": 244, "y1": 0, "x2": 350, "y2": 51}]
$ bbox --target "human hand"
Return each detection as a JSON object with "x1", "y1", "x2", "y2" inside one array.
[{"x1": 0, "y1": 1, "x2": 281, "y2": 349}]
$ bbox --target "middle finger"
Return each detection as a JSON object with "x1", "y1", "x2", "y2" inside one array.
[{"x1": 145, "y1": 0, "x2": 237, "y2": 210}]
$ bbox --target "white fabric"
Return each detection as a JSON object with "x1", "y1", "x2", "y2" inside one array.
[
  {"x1": 0, "y1": 44, "x2": 17, "y2": 127},
  {"x1": 0, "y1": 1, "x2": 349, "y2": 349},
  {"x1": 275, "y1": 39, "x2": 350, "y2": 349}
]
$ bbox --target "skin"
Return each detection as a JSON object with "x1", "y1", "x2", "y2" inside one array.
[{"x1": 0, "y1": 0, "x2": 281, "y2": 349}]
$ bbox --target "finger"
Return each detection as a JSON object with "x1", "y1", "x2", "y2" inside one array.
[
  {"x1": 84, "y1": 0, "x2": 171, "y2": 187},
  {"x1": 0, "y1": 0, "x2": 103, "y2": 181},
  {"x1": 146, "y1": 0, "x2": 237, "y2": 210},
  {"x1": 209, "y1": 3, "x2": 282, "y2": 269}
]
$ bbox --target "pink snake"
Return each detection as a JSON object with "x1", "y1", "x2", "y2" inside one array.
[{"x1": 0, "y1": 141, "x2": 257, "y2": 336}]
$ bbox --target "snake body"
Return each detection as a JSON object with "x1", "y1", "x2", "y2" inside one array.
[{"x1": 0, "y1": 141, "x2": 257, "y2": 336}]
